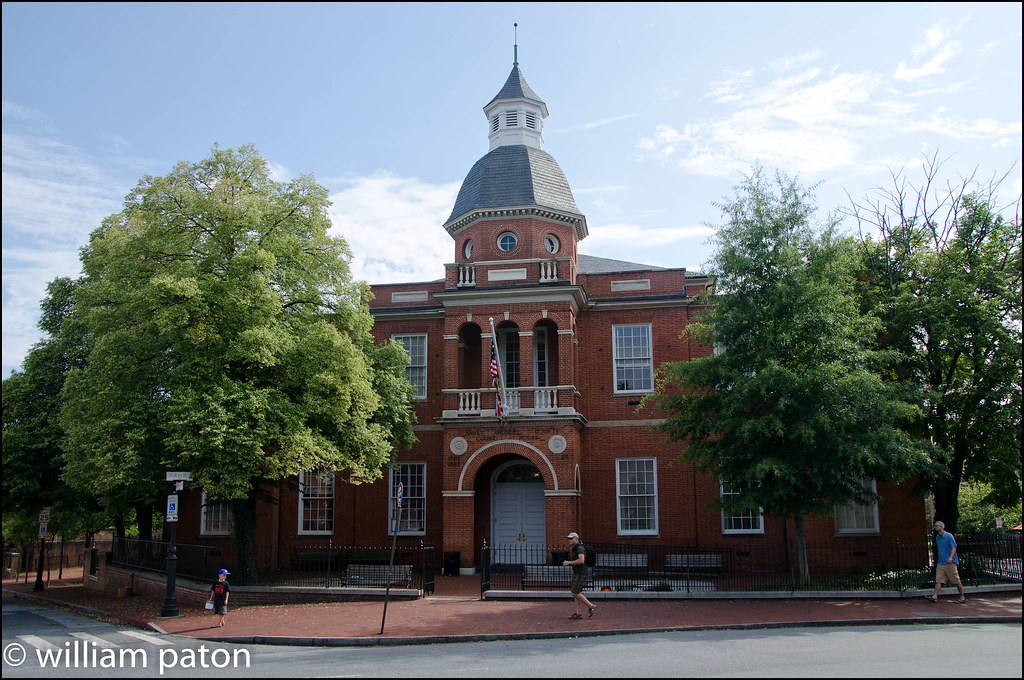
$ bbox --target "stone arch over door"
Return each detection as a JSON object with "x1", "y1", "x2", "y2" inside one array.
[{"x1": 457, "y1": 439, "x2": 559, "y2": 492}]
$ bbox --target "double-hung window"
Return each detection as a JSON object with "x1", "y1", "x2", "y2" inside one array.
[
  {"x1": 613, "y1": 324, "x2": 653, "y2": 393},
  {"x1": 616, "y1": 457, "x2": 658, "y2": 535},
  {"x1": 389, "y1": 463, "x2": 426, "y2": 535},
  {"x1": 720, "y1": 481, "x2": 764, "y2": 534},
  {"x1": 835, "y1": 479, "x2": 879, "y2": 534},
  {"x1": 298, "y1": 470, "x2": 334, "y2": 535},
  {"x1": 200, "y1": 492, "x2": 233, "y2": 536},
  {"x1": 393, "y1": 333, "x2": 427, "y2": 400}
]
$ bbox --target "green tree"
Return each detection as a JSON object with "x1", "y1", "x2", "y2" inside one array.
[
  {"x1": 847, "y1": 153, "x2": 1022, "y2": 532},
  {"x1": 3, "y1": 278, "x2": 103, "y2": 538},
  {"x1": 647, "y1": 167, "x2": 931, "y2": 582},
  {"x1": 60, "y1": 145, "x2": 416, "y2": 581}
]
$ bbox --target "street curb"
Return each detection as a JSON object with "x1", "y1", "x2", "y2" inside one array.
[{"x1": 199, "y1": 615, "x2": 1024, "y2": 647}]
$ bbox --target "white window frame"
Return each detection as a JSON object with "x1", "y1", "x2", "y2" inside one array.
[
  {"x1": 497, "y1": 231, "x2": 517, "y2": 251},
  {"x1": 613, "y1": 323, "x2": 653, "y2": 393},
  {"x1": 393, "y1": 333, "x2": 427, "y2": 400},
  {"x1": 835, "y1": 479, "x2": 880, "y2": 535},
  {"x1": 298, "y1": 470, "x2": 334, "y2": 535},
  {"x1": 720, "y1": 481, "x2": 764, "y2": 535},
  {"x1": 388, "y1": 462, "x2": 426, "y2": 536},
  {"x1": 200, "y1": 492, "x2": 233, "y2": 536},
  {"x1": 615, "y1": 457, "x2": 659, "y2": 535}
]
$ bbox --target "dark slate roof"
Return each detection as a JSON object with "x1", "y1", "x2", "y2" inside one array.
[
  {"x1": 577, "y1": 254, "x2": 667, "y2": 274},
  {"x1": 446, "y1": 145, "x2": 580, "y2": 224},
  {"x1": 486, "y1": 65, "x2": 545, "y2": 108}
]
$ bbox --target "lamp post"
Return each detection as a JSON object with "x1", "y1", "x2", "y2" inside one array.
[
  {"x1": 160, "y1": 472, "x2": 190, "y2": 617},
  {"x1": 33, "y1": 507, "x2": 50, "y2": 592}
]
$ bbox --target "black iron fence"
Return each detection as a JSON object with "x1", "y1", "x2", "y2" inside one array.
[
  {"x1": 482, "y1": 533, "x2": 1021, "y2": 594},
  {"x1": 105, "y1": 538, "x2": 435, "y2": 594}
]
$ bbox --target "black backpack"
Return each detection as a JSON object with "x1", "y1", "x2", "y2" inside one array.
[{"x1": 583, "y1": 544, "x2": 596, "y2": 568}]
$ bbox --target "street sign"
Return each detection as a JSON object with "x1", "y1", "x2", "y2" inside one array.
[
  {"x1": 166, "y1": 471, "x2": 191, "y2": 482},
  {"x1": 38, "y1": 507, "x2": 50, "y2": 523},
  {"x1": 38, "y1": 523, "x2": 47, "y2": 538},
  {"x1": 396, "y1": 481, "x2": 403, "y2": 508},
  {"x1": 166, "y1": 494, "x2": 179, "y2": 523}
]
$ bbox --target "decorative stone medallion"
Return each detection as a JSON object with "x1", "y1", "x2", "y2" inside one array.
[
  {"x1": 449, "y1": 437, "x2": 468, "y2": 455},
  {"x1": 548, "y1": 435, "x2": 567, "y2": 454}
]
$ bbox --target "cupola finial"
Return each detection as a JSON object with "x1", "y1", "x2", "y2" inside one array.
[{"x1": 513, "y1": 23, "x2": 518, "y2": 66}]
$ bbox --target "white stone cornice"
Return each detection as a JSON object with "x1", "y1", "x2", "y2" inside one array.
[{"x1": 444, "y1": 206, "x2": 588, "y2": 242}]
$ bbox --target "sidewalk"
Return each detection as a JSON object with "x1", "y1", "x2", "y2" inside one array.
[{"x1": 4, "y1": 571, "x2": 1020, "y2": 647}]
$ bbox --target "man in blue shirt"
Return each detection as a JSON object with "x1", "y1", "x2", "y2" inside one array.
[{"x1": 928, "y1": 521, "x2": 965, "y2": 603}]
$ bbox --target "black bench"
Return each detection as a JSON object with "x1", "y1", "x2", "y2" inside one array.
[
  {"x1": 521, "y1": 565, "x2": 572, "y2": 588},
  {"x1": 665, "y1": 553, "x2": 724, "y2": 572},
  {"x1": 344, "y1": 563, "x2": 413, "y2": 588}
]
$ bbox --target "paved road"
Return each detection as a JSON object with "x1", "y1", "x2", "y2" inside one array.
[{"x1": 4, "y1": 599, "x2": 1021, "y2": 677}]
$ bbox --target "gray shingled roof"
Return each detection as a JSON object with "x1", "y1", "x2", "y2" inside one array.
[
  {"x1": 577, "y1": 254, "x2": 667, "y2": 274},
  {"x1": 446, "y1": 145, "x2": 580, "y2": 224},
  {"x1": 486, "y1": 65, "x2": 545, "y2": 108}
]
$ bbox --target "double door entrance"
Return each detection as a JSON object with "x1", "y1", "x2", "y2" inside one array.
[{"x1": 491, "y1": 462, "x2": 546, "y2": 558}]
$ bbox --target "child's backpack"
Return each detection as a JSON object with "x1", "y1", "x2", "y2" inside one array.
[{"x1": 583, "y1": 544, "x2": 596, "y2": 568}]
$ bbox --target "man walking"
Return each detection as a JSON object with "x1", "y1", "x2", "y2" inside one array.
[
  {"x1": 561, "y1": 532, "x2": 596, "y2": 619},
  {"x1": 928, "y1": 521, "x2": 965, "y2": 603}
]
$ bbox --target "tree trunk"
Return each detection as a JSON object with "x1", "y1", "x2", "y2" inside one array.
[
  {"x1": 135, "y1": 503, "x2": 153, "y2": 542},
  {"x1": 931, "y1": 480, "x2": 960, "y2": 534},
  {"x1": 793, "y1": 512, "x2": 809, "y2": 586},
  {"x1": 231, "y1": 494, "x2": 258, "y2": 586}
]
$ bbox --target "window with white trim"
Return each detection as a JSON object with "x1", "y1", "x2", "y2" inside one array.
[
  {"x1": 200, "y1": 492, "x2": 233, "y2": 536},
  {"x1": 835, "y1": 479, "x2": 879, "y2": 534},
  {"x1": 720, "y1": 481, "x2": 763, "y2": 534},
  {"x1": 298, "y1": 470, "x2": 334, "y2": 535},
  {"x1": 389, "y1": 462, "x2": 426, "y2": 535},
  {"x1": 613, "y1": 323, "x2": 653, "y2": 393},
  {"x1": 392, "y1": 333, "x2": 427, "y2": 400},
  {"x1": 616, "y1": 457, "x2": 658, "y2": 535}
]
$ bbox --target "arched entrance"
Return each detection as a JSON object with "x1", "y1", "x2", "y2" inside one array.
[{"x1": 491, "y1": 460, "x2": 546, "y2": 553}]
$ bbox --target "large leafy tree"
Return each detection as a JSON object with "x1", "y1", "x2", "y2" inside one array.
[
  {"x1": 60, "y1": 145, "x2": 416, "y2": 580},
  {"x1": 3, "y1": 278, "x2": 108, "y2": 558},
  {"x1": 648, "y1": 167, "x2": 931, "y2": 581},
  {"x1": 847, "y1": 153, "x2": 1022, "y2": 532}
]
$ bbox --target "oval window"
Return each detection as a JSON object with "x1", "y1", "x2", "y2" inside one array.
[
  {"x1": 544, "y1": 235, "x2": 559, "y2": 254},
  {"x1": 464, "y1": 239, "x2": 473, "y2": 258},
  {"x1": 498, "y1": 232, "x2": 517, "y2": 252}
]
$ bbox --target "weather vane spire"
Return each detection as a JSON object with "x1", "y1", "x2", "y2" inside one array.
[{"x1": 513, "y1": 22, "x2": 518, "y2": 66}]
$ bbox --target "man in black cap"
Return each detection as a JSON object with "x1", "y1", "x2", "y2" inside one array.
[{"x1": 561, "y1": 532, "x2": 595, "y2": 619}]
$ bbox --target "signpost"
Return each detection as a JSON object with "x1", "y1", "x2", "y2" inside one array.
[
  {"x1": 380, "y1": 482, "x2": 403, "y2": 635},
  {"x1": 160, "y1": 472, "x2": 188, "y2": 617},
  {"x1": 33, "y1": 507, "x2": 50, "y2": 592}
]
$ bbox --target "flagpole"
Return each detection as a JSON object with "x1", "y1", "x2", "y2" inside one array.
[{"x1": 488, "y1": 317, "x2": 508, "y2": 419}]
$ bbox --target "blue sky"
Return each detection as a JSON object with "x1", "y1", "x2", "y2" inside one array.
[{"x1": 3, "y1": 2, "x2": 1021, "y2": 376}]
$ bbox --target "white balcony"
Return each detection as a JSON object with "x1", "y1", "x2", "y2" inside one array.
[{"x1": 442, "y1": 386, "x2": 578, "y2": 419}]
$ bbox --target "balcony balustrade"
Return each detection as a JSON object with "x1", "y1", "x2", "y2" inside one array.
[{"x1": 442, "y1": 385, "x2": 578, "y2": 419}]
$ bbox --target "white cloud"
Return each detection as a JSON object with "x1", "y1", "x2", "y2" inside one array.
[
  {"x1": 326, "y1": 173, "x2": 460, "y2": 284},
  {"x1": 584, "y1": 221, "x2": 715, "y2": 249},
  {"x1": 894, "y1": 23, "x2": 963, "y2": 81}
]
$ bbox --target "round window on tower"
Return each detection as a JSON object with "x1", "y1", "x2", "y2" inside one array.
[
  {"x1": 544, "y1": 234, "x2": 560, "y2": 254},
  {"x1": 464, "y1": 239, "x2": 473, "y2": 259},
  {"x1": 497, "y1": 232, "x2": 518, "y2": 252}
]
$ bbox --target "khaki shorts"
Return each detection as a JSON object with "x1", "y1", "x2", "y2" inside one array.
[
  {"x1": 571, "y1": 571, "x2": 588, "y2": 594},
  {"x1": 935, "y1": 563, "x2": 961, "y2": 586}
]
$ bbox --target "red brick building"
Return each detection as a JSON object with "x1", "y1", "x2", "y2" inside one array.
[{"x1": 174, "y1": 62, "x2": 928, "y2": 574}]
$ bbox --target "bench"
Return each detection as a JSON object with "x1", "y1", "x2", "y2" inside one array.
[
  {"x1": 665, "y1": 553, "x2": 724, "y2": 572},
  {"x1": 595, "y1": 553, "x2": 648, "y2": 569},
  {"x1": 521, "y1": 565, "x2": 571, "y2": 588},
  {"x1": 289, "y1": 550, "x2": 339, "y2": 570},
  {"x1": 344, "y1": 563, "x2": 413, "y2": 588}
]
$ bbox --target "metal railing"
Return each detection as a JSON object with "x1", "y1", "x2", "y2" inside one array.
[
  {"x1": 481, "y1": 534, "x2": 1021, "y2": 594},
  {"x1": 105, "y1": 538, "x2": 435, "y2": 594}
]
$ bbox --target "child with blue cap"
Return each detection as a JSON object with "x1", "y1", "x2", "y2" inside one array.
[{"x1": 207, "y1": 568, "x2": 231, "y2": 627}]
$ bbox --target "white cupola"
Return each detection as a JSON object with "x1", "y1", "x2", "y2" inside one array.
[{"x1": 483, "y1": 61, "x2": 548, "y2": 152}]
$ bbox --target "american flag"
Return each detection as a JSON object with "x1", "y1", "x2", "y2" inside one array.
[{"x1": 490, "y1": 340, "x2": 500, "y2": 386}]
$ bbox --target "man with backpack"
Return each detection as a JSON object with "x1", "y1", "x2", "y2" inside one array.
[{"x1": 562, "y1": 532, "x2": 596, "y2": 619}]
